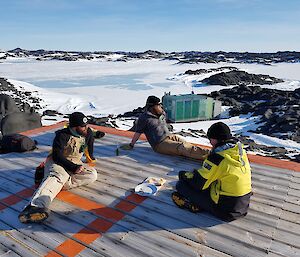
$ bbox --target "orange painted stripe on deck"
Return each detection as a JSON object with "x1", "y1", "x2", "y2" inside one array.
[
  {"x1": 114, "y1": 199, "x2": 137, "y2": 212},
  {"x1": 115, "y1": 193, "x2": 147, "y2": 212},
  {"x1": 248, "y1": 154, "x2": 300, "y2": 172},
  {"x1": 73, "y1": 227, "x2": 102, "y2": 244},
  {"x1": 57, "y1": 191, "x2": 125, "y2": 222},
  {"x1": 44, "y1": 251, "x2": 63, "y2": 257},
  {"x1": 45, "y1": 217, "x2": 114, "y2": 257},
  {"x1": 16, "y1": 187, "x2": 35, "y2": 197},
  {"x1": 0, "y1": 188, "x2": 34, "y2": 210},
  {"x1": 21, "y1": 121, "x2": 66, "y2": 136},
  {"x1": 87, "y1": 218, "x2": 114, "y2": 232},
  {"x1": 45, "y1": 230, "x2": 98, "y2": 257},
  {"x1": 124, "y1": 193, "x2": 147, "y2": 204},
  {"x1": 90, "y1": 124, "x2": 147, "y2": 140},
  {"x1": 47, "y1": 191, "x2": 147, "y2": 257},
  {"x1": 0, "y1": 203, "x2": 7, "y2": 211}
]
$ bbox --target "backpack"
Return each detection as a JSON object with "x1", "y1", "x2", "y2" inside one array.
[
  {"x1": 0, "y1": 134, "x2": 37, "y2": 153},
  {"x1": 35, "y1": 161, "x2": 45, "y2": 185}
]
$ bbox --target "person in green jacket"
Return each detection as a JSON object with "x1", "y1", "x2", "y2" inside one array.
[{"x1": 172, "y1": 122, "x2": 252, "y2": 221}]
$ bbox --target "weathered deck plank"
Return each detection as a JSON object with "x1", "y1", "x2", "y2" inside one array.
[{"x1": 0, "y1": 129, "x2": 300, "y2": 257}]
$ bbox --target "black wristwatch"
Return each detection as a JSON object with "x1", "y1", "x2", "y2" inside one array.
[{"x1": 129, "y1": 143, "x2": 134, "y2": 148}]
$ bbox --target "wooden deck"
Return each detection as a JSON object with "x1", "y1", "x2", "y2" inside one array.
[{"x1": 0, "y1": 125, "x2": 299, "y2": 257}]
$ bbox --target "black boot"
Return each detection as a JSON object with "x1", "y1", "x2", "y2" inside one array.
[
  {"x1": 171, "y1": 192, "x2": 202, "y2": 213},
  {"x1": 18, "y1": 205, "x2": 49, "y2": 223}
]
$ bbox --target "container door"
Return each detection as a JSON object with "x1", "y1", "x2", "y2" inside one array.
[
  {"x1": 184, "y1": 100, "x2": 192, "y2": 120},
  {"x1": 176, "y1": 101, "x2": 184, "y2": 121},
  {"x1": 192, "y1": 100, "x2": 199, "y2": 118},
  {"x1": 199, "y1": 99, "x2": 207, "y2": 118},
  {"x1": 206, "y1": 98, "x2": 213, "y2": 119}
]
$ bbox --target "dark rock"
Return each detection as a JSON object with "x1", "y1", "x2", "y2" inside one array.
[
  {"x1": 202, "y1": 70, "x2": 284, "y2": 86},
  {"x1": 263, "y1": 109, "x2": 273, "y2": 119},
  {"x1": 118, "y1": 107, "x2": 144, "y2": 118},
  {"x1": 88, "y1": 116, "x2": 114, "y2": 127},
  {"x1": 0, "y1": 94, "x2": 20, "y2": 119},
  {"x1": 1, "y1": 112, "x2": 42, "y2": 135},
  {"x1": 294, "y1": 154, "x2": 300, "y2": 163},
  {"x1": 43, "y1": 110, "x2": 62, "y2": 116},
  {"x1": 22, "y1": 103, "x2": 31, "y2": 113}
]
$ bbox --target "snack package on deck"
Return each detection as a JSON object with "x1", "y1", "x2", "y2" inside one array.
[{"x1": 134, "y1": 177, "x2": 166, "y2": 196}]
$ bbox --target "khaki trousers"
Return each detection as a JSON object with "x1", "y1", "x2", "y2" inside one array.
[
  {"x1": 30, "y1": 159, "x2": 97, "y2": 209},
  {"x1": 154, "y1": 134, "x2": 209, "y2": 161}
]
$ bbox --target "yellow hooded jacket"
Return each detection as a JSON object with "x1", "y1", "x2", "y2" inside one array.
[{"x1": 198, "y1": 142, "x2": 252, "y2": 204}]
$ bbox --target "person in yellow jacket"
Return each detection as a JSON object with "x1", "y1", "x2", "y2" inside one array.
[{"x1": 172, "y1": 122, "x2": 252, "y2": 221}]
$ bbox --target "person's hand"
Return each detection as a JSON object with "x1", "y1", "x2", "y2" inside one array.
[
  {"x1": 95, "y1": 131, "x2": 105, "y2": 139},
  {"x1": 178, "y1": 170, "x2": 194, "y2": 181},
  {"x1": 74, "y1": 166, "x2": 84, "y2": 174},
  {"x1": 120, "y1": 143, "x2": 134, "y2": 150},
  {"x1": 87, "y1": 158, "x2": 96, "y2": 167}
]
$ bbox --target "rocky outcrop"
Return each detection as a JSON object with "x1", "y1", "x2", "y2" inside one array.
[
  {"x1": 184, "y1": 66, "x2": 238, "y2": 75},
  {"x1": 117, "y1": 107, "x2": 145, "y2": 118},
  {"x1": 0, "y1": 94, "x2": 20, "y2": 119},
  {"x1": 169, "y1": 128, "x2": 298, "y2": 161},
  {"x1": 209, "y1": 85, "x2": 300, "y2": 143},
  {"x1": 3, "y1": 48, "x2": 300, "y2": 64},
  {"x1": 202, "y1": 70, "x2": 284, "y2": 86},
  {"x1": 0, "y1": 78, "x2": 43, "y2": 111}
]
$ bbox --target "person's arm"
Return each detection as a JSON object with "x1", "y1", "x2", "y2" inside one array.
[
  {"x1": 194, "y1": 153, "x2": 224, "y2": 190},
  {"x1": 179, "y1": 153, "x2": 224, "y2": 191},
  {"x1": 130, "y1": 132, "x2": 141, "y2": 147},
  {"x1": 84, "y1": 127, "x2": 96, "y2": 163},
  {"x1": 90, "y1": 127, "x2": 105, "y2": 138},
  {"x1": 121, "y1": 114, "x2": 146, "y2": 150},
  {"x1": 120, "y1": 132, "x2": 141, "y2": 150}
]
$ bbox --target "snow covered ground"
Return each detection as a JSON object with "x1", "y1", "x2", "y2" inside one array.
[{"x1": 1, "y1": 58, "x2": 300, "y2": 156}]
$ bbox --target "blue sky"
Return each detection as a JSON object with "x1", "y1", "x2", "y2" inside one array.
[{"x1": 1, "y1": 0, "x2": 299, "y2": 52}]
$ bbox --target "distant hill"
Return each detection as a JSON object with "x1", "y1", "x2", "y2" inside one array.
[{"x1": 1, "y1": 48, "x2": 300, "y2": 65}]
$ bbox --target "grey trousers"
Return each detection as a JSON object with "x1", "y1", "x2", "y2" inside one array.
[{"x1": 30, "y1": 159, "x2": 97, "y2": 209}]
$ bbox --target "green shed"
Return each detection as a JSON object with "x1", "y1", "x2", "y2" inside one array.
[{"x1": 162, "y1": 92, "x2": 221, "y2": 123}]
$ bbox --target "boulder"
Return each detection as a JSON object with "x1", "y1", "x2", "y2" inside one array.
[
  {"x1": 202, "y1": 70, "x2": 284, "y2": 86},
  {"x1": 0, "y1": 94, "x2": 19, "y2": 119},
  {"x1": 1, "y1": 112, "x2": 42, "y2": 135}
]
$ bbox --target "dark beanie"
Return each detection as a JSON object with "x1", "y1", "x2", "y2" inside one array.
[
  {"x1": 69, "y1": 112, "x2": 88, "y2": 127},
  {"x1": 207, "y1": 122, "x2": 232, "y2": 141},
  {"x1": 146, "y1": 95, "x2": 161, "y2": 108}
]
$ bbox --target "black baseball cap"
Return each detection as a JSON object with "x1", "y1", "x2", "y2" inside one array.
[
  {"x1": 145, "y1": 95, "x2": 161, "y2": 108},
  {"x1": 69, "y1": 112, "x2": 88, "y2": 127}
]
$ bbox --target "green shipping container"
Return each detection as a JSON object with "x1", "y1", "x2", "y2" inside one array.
[{"x1": 162, "y1": 93, "x2": 221, "y2": 123}]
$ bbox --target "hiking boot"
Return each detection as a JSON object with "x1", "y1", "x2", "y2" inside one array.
[
  {"x1": 95, "y1": 131, "x2": 105, "y2": 139},
  {"x1": 171, "y1": 192, "x2": 201, "y2": 213},
  {"x1": 18, "y1": 205, "x2": 49, "y2": 223},
  {"x1": 188, "y1": 203, "x2": 202, "y2": 213},
  {"x1": 171, "y1": 191, "x2": 186, "y2": 208}
]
